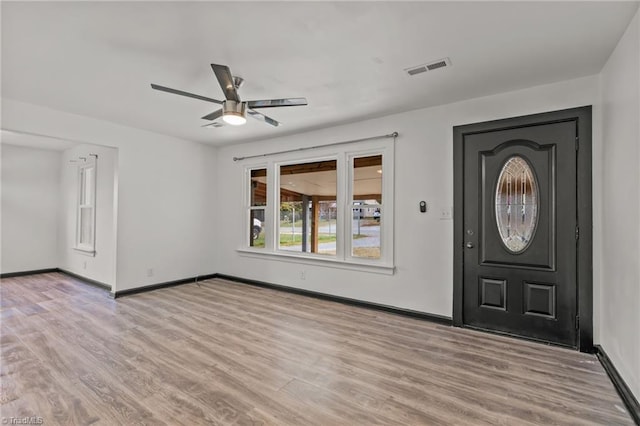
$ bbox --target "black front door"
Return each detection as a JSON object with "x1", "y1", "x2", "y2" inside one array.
[{"x1": 453, "y1": 107, "x2": 592, "y2": 348}]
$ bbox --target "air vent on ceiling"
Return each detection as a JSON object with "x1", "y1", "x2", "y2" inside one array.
[{"x1": 405, "y1": 57, "x2": 451, "y2": 76}]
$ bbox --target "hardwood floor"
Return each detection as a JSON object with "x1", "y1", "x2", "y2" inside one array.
[{"x1": 0, "y1": 272, "x2": 634, "y2": 425}]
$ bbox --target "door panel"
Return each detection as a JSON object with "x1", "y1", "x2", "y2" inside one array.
[{"x1": 462, "y1": 121, "x2": 577, "y2": 346}]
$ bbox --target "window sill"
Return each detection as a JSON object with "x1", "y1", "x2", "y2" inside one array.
[
  {"x1": 73, "y1": 248, "x2": 96, "y2": 257},
  {"x1": 237, "y1": 248, "x2": 395, "y2": 275}
]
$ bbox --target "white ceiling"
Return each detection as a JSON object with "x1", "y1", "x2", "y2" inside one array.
[{"x1": 2, "y1": 2, "x2": 637, "y2": 146}]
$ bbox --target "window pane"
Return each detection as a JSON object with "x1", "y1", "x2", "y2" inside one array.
[
  {"x1": 352, "y1": 155, "x2": 382, "y2": 259},
  {"x1": 495, "y1": 156, "x2": 538, "y2": 253},
  {"x1": 352, "y1": 208, "x2": 381, "y2": 259},
  {"x1": 249, "y1": 209, "x2": 265, "y2": 248},
  {"x1": 250, "y1": 169, "x2": 267, "y2": 206},
  {"x1": 81, "y1": 167, "x2": 94, "y2": 205},
  {"x1": 79, "y1": 207, "x2": 93, "y2": 245},
  {"x1": 79, "y1": 168, "x2": 86, "y2": 204},
  {"x1": 353, "y1": 155, "x2": 382, "y2": 204},
  {"x1": 279, "y1": 160, "x2": 337, "y2": 255}
]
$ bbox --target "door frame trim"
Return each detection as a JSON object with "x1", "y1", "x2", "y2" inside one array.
[{"x1": 453, "y1": 106, "x2": 593, "y2": 352}]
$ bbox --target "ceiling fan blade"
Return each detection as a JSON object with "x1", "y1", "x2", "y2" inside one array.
[
  {"x1": 150, "y1": 84, "x2": 223, "y2": 104},
  {"x1": 248, "y1": 109, "x2": 281, "y2": 127},
  {"x1": 211, "y1": 64, "x2": 240, "y2": 102},
  {"x1": 202, "y1": 109, "x2": 223, "y2": 121},
  {"x1": 202, "y1": 122, "x2": 224, "y2": 128},
  {"x1": 247, "y1": 98, "x2": 308, "y2": 109}
]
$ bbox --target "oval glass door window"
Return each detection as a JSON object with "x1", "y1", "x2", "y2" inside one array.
[{"x1": 495, "y1": 156, "x2": 539, "y2": 253}]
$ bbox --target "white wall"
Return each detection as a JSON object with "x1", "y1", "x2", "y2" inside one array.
[
  {"x1": 1, "y1": 99, "x2": 218, "y2": 291},
  {"x1": 58, "y1": 144, "x2": 118, "y2": 287},
  {"x1": 216, "y1": 75, "x2": 600, "y2": 318},
  {"x1": 600, "y1": 9, "x2": 640, "y2": 401},
  {"x1": 1, "y1": 144, "x2": 60, "y2": 273}
]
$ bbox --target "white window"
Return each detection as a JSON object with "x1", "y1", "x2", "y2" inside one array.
[
  {"x1": 243, "y1": 139, "x2": 394, "y2": 270},
  {"x1": 76, "y1": 159, "x2": 96, "y2": 254}
]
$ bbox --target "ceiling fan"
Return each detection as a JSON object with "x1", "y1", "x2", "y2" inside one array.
[{"x1": 151, "y1": 63, "x2": 307, "y2": 128}]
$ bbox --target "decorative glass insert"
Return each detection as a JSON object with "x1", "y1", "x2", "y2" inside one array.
[{"x1": 495, "y1": 156, "x2": 538, "y2": 253}]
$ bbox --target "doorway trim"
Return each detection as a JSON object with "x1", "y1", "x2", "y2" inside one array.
[{"x1": 453, "y1": 106, "x2": 593, "y2": 352}]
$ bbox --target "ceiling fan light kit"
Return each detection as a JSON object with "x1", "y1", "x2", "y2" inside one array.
[
  {"x1": 151, "y1": 63, "x2": 307, "y2": 129},
  {"x1": 222, "y1": 100, "x2": 247, "y2": 125}
]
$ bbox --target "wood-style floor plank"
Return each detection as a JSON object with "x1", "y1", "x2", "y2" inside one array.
[{"x1": 0, "y1": 272, "x2": 634, "y2": 425}]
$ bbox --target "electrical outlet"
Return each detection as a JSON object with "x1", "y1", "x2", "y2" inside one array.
[
  {"x1": 300, "y1": 270, "x2": 306, "y2": 280},
  {"x1": 83, "y1": 261, "x2": 87, "y2": 270},
  {"x1": 440, "y1": 206, "x2": 453, "y2": 220},
  {"x1": 147, "y1": 268, "x2": 154, "y2": 277}
]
